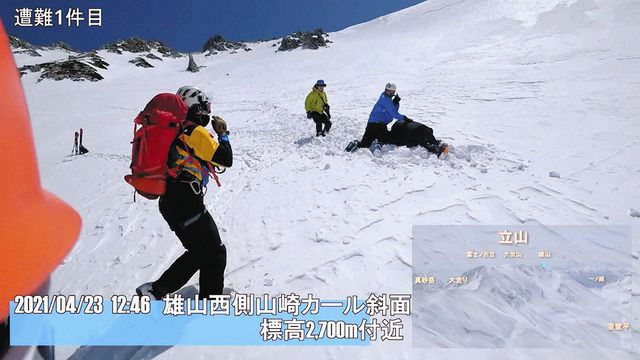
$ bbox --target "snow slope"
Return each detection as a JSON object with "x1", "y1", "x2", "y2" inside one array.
[{"x1": 12, "y1": 0, "x2": 640, "y2": 358}]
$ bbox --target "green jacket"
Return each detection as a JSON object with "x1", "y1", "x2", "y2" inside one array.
[{"x1": 304, "y1": 87, "x2": 328, "y2": 114}]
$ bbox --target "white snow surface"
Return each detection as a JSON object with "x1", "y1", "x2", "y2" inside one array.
[{"x1": 12, "y1": 0, "x2": 640, "y2": 358}]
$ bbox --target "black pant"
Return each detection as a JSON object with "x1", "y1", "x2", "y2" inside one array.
[
  {"x1": 154, "y1": 179, "x2": 227, "y2": 297},
  {"x1": 311, "y1": 112, "x2": 331, "y2": 134},
  {"x1": 358, "y1": 122, "x2": 390, "y2": 148}
]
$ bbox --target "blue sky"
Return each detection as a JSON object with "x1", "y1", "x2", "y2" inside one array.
[{"x1": 1, "y1": 0, "x2": 425, "y2": 51}]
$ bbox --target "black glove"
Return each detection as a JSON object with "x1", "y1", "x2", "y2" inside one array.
[
  {"x1": 323, "y1": 104, "x2": 330, "y2": 112},
  {"x1": 325, "y1": 109, "x2": 331, "y2": 120},
  {"x1": 403, "y1": 116, "x2": 413, "y2": 123},
  {"x1": 306, "y1": 111, "x2": 312, "y2": 119},
  {"x1": 393, "y1": 95, "x2": 401, "y2": 104}
]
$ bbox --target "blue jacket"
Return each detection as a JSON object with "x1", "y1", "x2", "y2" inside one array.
[{"x1": 368, "y1": 93, "x2": 404, "y2": 124}]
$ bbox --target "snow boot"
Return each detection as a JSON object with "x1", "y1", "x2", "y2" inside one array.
[
  {"x1": 136, "y1": 282, "x2": 163, "y2": 300},
  {"x1": 425, "y1": 142, "x2": 449, "y2": 158},
  {"x1": 345, "y1": 140, "x2": 359, "y2": 152},
  {"x1": 370, "y1": 139, "x2": 382, "y2": 157},
  {"x1": 436, "y1": 143, "x2": 449, "y2": 158}
]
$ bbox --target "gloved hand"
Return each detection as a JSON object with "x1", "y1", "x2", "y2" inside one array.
[
  {"x1": 306, "y1": 111, "x2": 312, "y2": 119},
  {"x1": 323, "y1": 104, "x2": 331, "y2": 119},
  {"x1": 403, "y1": 115, "x2": 413, "y2": 123},
  {"x1": 212, "y1": 115, "x2": 229, "y2": 136},
  {"x1": 393, "y1": 94, "x2": 401, "y2": 104}
]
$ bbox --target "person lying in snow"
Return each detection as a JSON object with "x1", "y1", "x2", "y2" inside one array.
[
  {"x1": 389, "y1": 118, "x2": 448, "y2": 157},
  {"x1": 345, "y1": 82, "x2": 448, "y2": 157}
]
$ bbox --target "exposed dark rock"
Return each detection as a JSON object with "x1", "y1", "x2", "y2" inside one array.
[
  {"x1": 87, "y1": 54, "x2": 109, "y2": 69},
  {"x1": 9, "y1": 36, "x2": 33, "y2": 50},
  {"x1": 103, "y1": 38, "x2": 183, "y2": 58},
  {"x1": 129, "y1": 57, "x2": 154, "y2": 68},
  {"x1": 20, "y1": 60, "x2": 103, "y2": 82},
  {"x1": 67, "y1": 52, "x2": 110, "y2": 69},
  {"x1": 277, "y1": 29, "x2": 331, "y2": 52},
  {"x1": 202, "y1": 35, "x2": 251, "y2": 56},
  {"x1": 145, "y1": 53, "x2": 163, "y2": 61},
  {"x1": 104, "y1": 38, "x2": 151, "y2": 53},
  {"x1": 50, "y1": 41, "x2": 76, "y2": 52},
  {"x1": 14, "y1": 49, "x2": 42, "y2": 57},
  {"x1": 149, "y1": 40, "x2": 183, "y2": 58},
  {"x1": 186, "y1": 53, "x2": 199, "y2": 72}
]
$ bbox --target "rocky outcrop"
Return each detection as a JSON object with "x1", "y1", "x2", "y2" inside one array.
[
  {"x1": 202, "y1": 35, "x2": 251, "y2": 56},
  {"x1": 186, "y1": 53, "x2": 199, "y2": 72},
  {"x1": 14, "y1": 48, "x2": 42, "y2": 57},
  {"x1": 129, "y1": 57, "x2": 154, "y2": 68},
  {"x1": 145, "y1": 53, "x2": 163, "y2": 61},
  {"x1": 9, "y1": 36, "x2": 42, "y2": 57},
  {"x1": 68, "y1": 52, "x2": 109, "y2": 69},
  {"x1": 103, "y1": 38, "x2": 151, "y2": 53},
  {"x1": 277, "y1": 29, "x2": 331, "y2": 51},
  {"x1": 50, "y1": 41, "x2": 76, "y2": 52},
  {"x1": 19, "y1": 52, "x2": 108, "y2": 82},
  {"x1": 20, "y1": 60, "x2": 103, "y2": 82},
  {"x1": 9, "y1": 36, "x2": 34, "y2": 50},
  {"x1": 103, "y1": 38, "x2": 183, "y2": 58},
  {"x1": 149, "y1": 41, "x2": 183, "y2": 58}
]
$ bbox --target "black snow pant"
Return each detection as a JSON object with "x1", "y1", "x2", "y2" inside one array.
[
  {"x1": 154, "y1": 177, "x2": 227, "y2": 297},
  {"x1": 410, "y1": 124, "x2": 438, "y2": 148},
  {"x1": 310, "y1": 112, "x2": 331, "y2": 134},
  {"x1": 358, "y1": 122, "x2": 390, "y2": 148}
]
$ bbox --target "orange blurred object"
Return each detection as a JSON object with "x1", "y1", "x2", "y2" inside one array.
[{"x1": 0, "y1": 21, "x2": 81, "y2": 320}]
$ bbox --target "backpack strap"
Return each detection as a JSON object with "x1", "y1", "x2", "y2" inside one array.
[{"x1": 169, "y1": 122, "x2": 222, "y2": 188}]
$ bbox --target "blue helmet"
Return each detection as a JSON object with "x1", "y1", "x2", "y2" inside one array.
[{"x1": 315, "y1": 79, "x2": 327, "y2": 87}]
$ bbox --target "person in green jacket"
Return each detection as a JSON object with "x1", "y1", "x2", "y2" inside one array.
[{"x1": 305, "y1": 79, "x2": 332, "y2": 136}]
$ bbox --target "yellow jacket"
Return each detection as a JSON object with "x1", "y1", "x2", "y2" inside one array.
[{"x1": 305, "y1": 87, "x2": 328, "y2": 114}]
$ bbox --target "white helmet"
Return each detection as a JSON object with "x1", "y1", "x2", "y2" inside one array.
[
  {"x1": 385, "y1": 83, "x2": 397, "y2": 91},
  {"x1": 176, "y1": 86, "x2": 211, "y2": 112}
]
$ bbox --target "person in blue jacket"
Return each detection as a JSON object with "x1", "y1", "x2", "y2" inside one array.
[{"x1": 357, "y1": 82, "x2": 412, "y2": 148}]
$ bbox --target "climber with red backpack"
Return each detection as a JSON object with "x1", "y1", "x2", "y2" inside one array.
[{"x1": 125, "y1": 86, "x2": 232, "y2": 299}]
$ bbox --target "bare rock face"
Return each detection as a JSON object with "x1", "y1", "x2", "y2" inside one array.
[
  {"x1": 9, "y1": 36, "x2": 33, "y2": 50},
  {"x1": 149, "y1": 40, "x2": 183, "y2": 58},
  {"x1": 186, "y1": 53, "x2": 199, "y2": 72},
  {"x1": 19, "y1": 51, "x2": 108, "y2": 82},
  {"x1": 68, "y1": 52, "x2": 110, "y2": 69},
  {"x1": 15, "y1": 48, "x2": 42, "y2": 57},
  {"x1": 129, "y1": 57, "x2": 154, "y2": 68},
  {"x1": 20, "y1": 59, "x2": 104, "y2": 82},
  {"x1": 146, "y1": 53, "x2": 163, "y2": 61},
  {"x1": 104, "y1": 38, "x2": 151, "y2": 53},
  {"x1": 103, "y1": 38, "x2": 183, "y2": 58},
  {"x1": 9, "y1": 36, "x2": 42, "y2": 57},
  {"x1": 277, "y1": 29, "x2": 331, "y2": 51},
  {"x1": 50, "y1": 41, "x2": 76, "y2": 52},
  {"x1": 202, "y1": 35, "x2": 251, "y2": 56}
]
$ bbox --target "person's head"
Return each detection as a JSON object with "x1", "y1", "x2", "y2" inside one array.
[
  {"x1": 314, "y1": 79, "x2": 327, "y2": 92},
  {"x1": 384, "y1": 82, "x2": 397, "y2": 97},
  {"x1": 177, "y1": 86, "x2": 212, "y2": 127}
]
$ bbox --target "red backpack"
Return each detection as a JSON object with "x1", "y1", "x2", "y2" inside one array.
[{"x1": 124, "y1": 93, "x2": 187, "y2": 199}]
